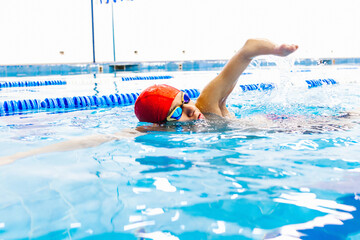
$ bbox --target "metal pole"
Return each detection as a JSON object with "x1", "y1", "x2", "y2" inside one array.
[
  {"x1": 91, "y1": 0, "x2": 96, "y2": 63},
  {"x1": 111, "y1": 1, "x2": 116, "y2": 62}
]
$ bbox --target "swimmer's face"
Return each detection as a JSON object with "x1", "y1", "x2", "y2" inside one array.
[{"x1": 166, "y1": 92, "x2": 205, "y2": 122}]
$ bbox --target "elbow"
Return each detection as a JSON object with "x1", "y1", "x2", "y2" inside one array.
[
  {"x1": 243, "y1": 39, "x2": 259, "y2": 48},
  {"x1": 241, "y1": 38, "x2": 269, "y2": 60},
  {"x1": 239, "y1": 39, "x2": 257, "y2": 60}
]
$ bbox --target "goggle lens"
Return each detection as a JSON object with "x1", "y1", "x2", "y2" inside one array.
[
  {"x1": 183, "y1": 93, "x2": 190, "y2": 104},
  {"x1": 170, "y1": 107, "x2": 183, "y2": 120},
  {"x1": 166, "y1": 92, "x2": 191, "y2": 122}
]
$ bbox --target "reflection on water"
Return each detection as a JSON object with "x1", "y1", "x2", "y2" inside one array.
[
  {"x1": 0, "y1": 82, "x2": 360, "y2": 239},
  {"x1": 266, "y1": 193, "x2": 360, "y2": 240}
]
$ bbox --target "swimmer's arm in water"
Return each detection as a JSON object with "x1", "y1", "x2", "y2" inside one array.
[
  {"x1": 0, "y1": 129, "x2": 144, "y2": 166},
  {"x1": 196, "y1": 39, "x2": 298, "y2": 117}
]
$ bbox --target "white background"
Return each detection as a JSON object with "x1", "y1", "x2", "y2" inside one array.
[{"x1": 0, "y1": 0, "x2": 359, "y2": 65}]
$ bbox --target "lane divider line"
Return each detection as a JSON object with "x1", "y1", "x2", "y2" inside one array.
[
  {"x1": 0, "y1": 88, "x2": 200, "y2": 116},
  {"x1": 0, "y1": 80, "x2": 66, "y2": 88},
  {"x1": 121, "y1": 75, "x2": 173, "y2": 81}
]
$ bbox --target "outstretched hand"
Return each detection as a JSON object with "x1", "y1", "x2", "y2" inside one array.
[{"x1": 240, "y1": 39, "x2": 298, "y2": 60}]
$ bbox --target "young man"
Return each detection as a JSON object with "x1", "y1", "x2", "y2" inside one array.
[{"x1": 134, "y1": 39, "x2": 298, "y2": 124}]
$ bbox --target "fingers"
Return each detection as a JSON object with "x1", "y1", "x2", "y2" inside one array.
[{"x1": 277, "y1": 44, "x2": 298, "y2": 56}]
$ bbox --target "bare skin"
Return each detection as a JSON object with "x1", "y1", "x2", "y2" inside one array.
[
  {"x1": 0, "y1": 129, "x2": 144, "y2": 166},
  {"x1": 167, "y1": 92, "x2": 205, "y2": 122},
  {"x1": 169, "y1": 39, "x2": 298, "y2": 121},
  {"x1": 0, "y1": 39, "x2": 298, "y2": 166}
]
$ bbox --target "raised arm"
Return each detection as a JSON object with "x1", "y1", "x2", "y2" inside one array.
[{"x1": 196, "y1": 39, "x2": 298, "y2": 117}]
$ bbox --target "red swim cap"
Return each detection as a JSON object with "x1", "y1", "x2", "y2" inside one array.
[{"x1": 134, "y1": 84, "x2": 180, "y2": 123}]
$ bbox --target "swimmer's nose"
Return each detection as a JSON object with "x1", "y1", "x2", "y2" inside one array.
[{"x1": 182, "y1": 104, "x2": 195, "y2": 117}]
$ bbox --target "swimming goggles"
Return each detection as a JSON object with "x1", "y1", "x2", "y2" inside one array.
[{"x1": 166, "y1": 92, "x2": 191, "y2": 122}]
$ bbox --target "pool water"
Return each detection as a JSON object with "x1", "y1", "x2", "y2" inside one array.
[{"x1": 1, "y1": 66, "x2": 360, "y2": 239}]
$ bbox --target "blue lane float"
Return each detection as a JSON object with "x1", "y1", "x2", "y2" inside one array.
[
  {"x1": 0, "y1": 88, "x2": 200, "y2": 116},
  {"x1": 306, "y1": 78, "x2": 337, "y2": 88},
  {"x1": 0, "y1": 77, "x2": 337, "y2": 116},
  {"x1": 240, "y1": 83, "x2": 275, "y2": 92},
  {"x1": 121, "y1": 75, "x2": 173, "y2": 81},
  {"x1": 0, "y1": 80, "x2": 66, "y2": 88},
  {"x1": 240, "y1": 79, "x2": 337, "y2": 92}
]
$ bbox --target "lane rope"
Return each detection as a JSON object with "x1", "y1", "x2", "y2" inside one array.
[{"x1": 0, "y1": 88, "x2": 200, "y2": 116}]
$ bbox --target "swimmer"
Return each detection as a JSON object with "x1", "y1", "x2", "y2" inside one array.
[
  {"x1": 135, "y1": 39, "x2": 298, "y2": 124},
  {"x1": 0, "y1": 39, "x2": 299, "y2": 166}
]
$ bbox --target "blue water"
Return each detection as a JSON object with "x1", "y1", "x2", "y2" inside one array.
[{"x1": 1, "y1": 69, "x2": 360, "y2": 240}]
